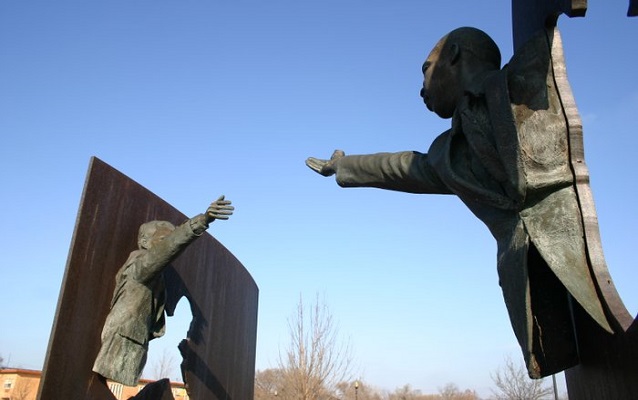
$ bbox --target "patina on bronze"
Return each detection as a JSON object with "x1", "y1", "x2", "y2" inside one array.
[
  {"x1": 38, "y1": 158, "x2": 258, "y2": 400},
  {"x1": 92, "y1": 197, "x2": 233, "y2": 386}
]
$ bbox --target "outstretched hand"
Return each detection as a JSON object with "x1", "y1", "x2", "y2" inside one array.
[
  {"x1": 206, "y1": 195, "x2": 234, "y2": 223},
  {"x1": 305, "y1": 150, "x2": 345, "y2": 177}
]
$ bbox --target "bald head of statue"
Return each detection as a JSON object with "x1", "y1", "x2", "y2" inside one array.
[{"x1": 420, "y1": 27, "x2": 501, "y2": 119}]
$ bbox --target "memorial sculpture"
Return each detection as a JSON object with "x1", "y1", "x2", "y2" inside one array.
[
  {"x1": 39, "y1": 158, "x2": 257, "y2": 399},
  {"x1": 92, "y1": 196, "x2": 234, "y2": 386},
  {"x1": 306, "y1": 27, "x2": 614, "y2": 379}
]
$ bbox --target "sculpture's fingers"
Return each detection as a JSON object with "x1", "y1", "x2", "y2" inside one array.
[
  {"x1": 305, "y1": 157, "x2": 326, "y2": 173},
  {"x1": 213, "y1": 207, "x2": 234, "y2": 215},
  {"x1": 208, "y1": 210, "x2": 232, "y2": 220}
]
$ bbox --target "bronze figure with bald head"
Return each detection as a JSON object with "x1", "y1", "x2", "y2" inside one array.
[{"x1": 307, "y1": 27, "x2": 612, "y2": 378}]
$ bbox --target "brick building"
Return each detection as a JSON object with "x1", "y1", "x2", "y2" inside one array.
[
  {"x1": 0, "y1": 368, "x2": 189, "y2": 400},
  {"x1": 1, "y1": 369, "x2": 39, "y2": 400}
]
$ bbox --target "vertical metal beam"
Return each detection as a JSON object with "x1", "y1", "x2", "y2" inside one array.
[
  {"x1": 511, "y1": 0, "x2": 586, "y2": 50},
  {"x1": 511, "y1": 1, "x2": 638, "y2": 397}
]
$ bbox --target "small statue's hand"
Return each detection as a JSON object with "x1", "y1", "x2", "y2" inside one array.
[
  {"x1": 305, "y1": 150, "x2": 345, "y2": 177},
  {"x1": 206, "y1": 195, "x2": 234, "y2": 223}
]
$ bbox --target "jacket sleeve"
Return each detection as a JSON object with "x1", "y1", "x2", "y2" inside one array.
[
  {"x1": 335, "y1": 151, "x2": 453, "y2": 195},
  {"x1": 130, "y1": 216, "x2": 207, "y2": 283}
]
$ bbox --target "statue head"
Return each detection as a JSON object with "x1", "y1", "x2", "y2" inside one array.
[
  {"x1": 138, "y1": 220, "x2": 176, "y2": 250},
  {"x1": 420, "y1": 27, "x2": 501, "y2": 119}
]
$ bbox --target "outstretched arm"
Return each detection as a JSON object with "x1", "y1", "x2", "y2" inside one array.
[
  {"x1": 306, "y1": 150, "x2": 451, "y2": 195},
  {"x1": 132, "y1": 196, "x2": 234, "y2": 282}
]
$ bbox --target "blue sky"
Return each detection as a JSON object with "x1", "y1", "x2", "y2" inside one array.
[{"x1": 1, "y1": 0, "x2": 636, "y2": 396}]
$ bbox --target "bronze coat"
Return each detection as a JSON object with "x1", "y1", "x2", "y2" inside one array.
[{"x1": 334, "y1": 32, "x2": 611, "y2": 378}]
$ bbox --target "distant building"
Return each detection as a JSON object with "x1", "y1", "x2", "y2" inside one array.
[
  {"x1": 1, "y1": 368, "x2": 39, "y2": 400},
  {"x1": 0, "y1": 368, "x2": 189, "y2": 400}
]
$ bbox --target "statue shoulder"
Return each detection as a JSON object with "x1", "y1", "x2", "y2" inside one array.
[
  {"x1": 115, "y1": 249, "x2": 147, "y2": 276},
  {"x1": 126, "y1": 249, "x2": 146, "y2": 264}
]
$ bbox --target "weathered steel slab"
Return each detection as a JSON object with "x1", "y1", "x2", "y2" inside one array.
[
  {"x1": 38, "y1": 157, "x2": 258, "y2": 399},
  {"x1": 134, "y1": 379, "x2": 176, "y2": 400},
  {"x1": 565, "y1": 307, "x2": 638, "y2": 399}
]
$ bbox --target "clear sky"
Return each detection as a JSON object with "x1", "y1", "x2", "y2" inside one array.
[{"x1": 1, "y1": 0, "x2": 636, "y2": 397}]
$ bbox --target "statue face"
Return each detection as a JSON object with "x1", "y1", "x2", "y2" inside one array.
[{"x1": 420, "y1": 38, "x2": 459, "y2": 119}]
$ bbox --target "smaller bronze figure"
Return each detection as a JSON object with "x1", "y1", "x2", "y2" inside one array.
[{"x1": 92, "y1": 196, "x2": 233, "y2": 386}]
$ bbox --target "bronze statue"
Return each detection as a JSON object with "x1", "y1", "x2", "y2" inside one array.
[
  {"x1": 92, "y1": 196, "x2": 233, "y2": 386},
  {"x1": 306, "y1": 27, "x2": 613, "y2": 378}
]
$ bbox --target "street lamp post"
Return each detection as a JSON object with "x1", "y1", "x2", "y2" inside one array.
[{"x1": 354, "y1": 380, "x2": 359, "y2": 400}]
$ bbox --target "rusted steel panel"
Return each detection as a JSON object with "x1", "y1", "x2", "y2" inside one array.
[{"x1": 565, "y1": 307, "x2": 638, "y2": 399}]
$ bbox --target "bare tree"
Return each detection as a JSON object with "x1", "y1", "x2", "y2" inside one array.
[
  {"x1": 151, "y1": 348, "x2": 177, "y2": 381},
  {"x1": 335, "y1": 380, "x2": 385, "y2": 400},
  {"x1": 255, "y1": 368, "x2": 286, "y2": 399},
  {"x1": 491, "y1": 356, "x2": 553, "y2": 400},
  {"x1": 438, "y1": 383, "x2": 479, "y2": 400},
  {"x1": 389, "y1": 384, "x2": 420, "y2": 400},
  {"x1": 276, "y1": 294, "x2": 355, "y2": 400},
  {"x1": 10, "y1": 378, "x2": 34, "y2": 400},
  {"x1": 439, "y1": 383, "x2": 460, "y2": 399},
  {"x1": 386, "y1": 383, "x2": 443, "y2": 400}
]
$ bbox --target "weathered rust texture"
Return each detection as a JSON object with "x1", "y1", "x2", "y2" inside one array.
[
  {"x1": 38, "y1": 157, "x2": 258, "y2": 400},
  {"x1": 565, "y1": 307, "x2": 638, "y2": 399}
]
